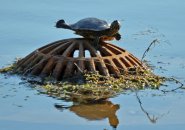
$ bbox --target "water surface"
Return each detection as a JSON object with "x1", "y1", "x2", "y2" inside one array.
[{"x1": 0, "y1": 0, "x2": 185, "y2": 130}]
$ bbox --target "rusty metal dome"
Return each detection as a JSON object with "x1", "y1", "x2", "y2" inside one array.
[{"x1": 15, "y1": 38, "x2": 145, "y2": 80}]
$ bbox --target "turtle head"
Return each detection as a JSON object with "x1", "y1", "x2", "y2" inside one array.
[
  {"x1": 55, "y1": 19, "x2": 71, "y2": 29},
  {"x1": 110, "y1": 20, "x2": 121, "y2": 34}
]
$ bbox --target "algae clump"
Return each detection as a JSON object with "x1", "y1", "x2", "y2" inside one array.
[{"x1": 35, "y1": 69, "x2": 165, "y2": 103}]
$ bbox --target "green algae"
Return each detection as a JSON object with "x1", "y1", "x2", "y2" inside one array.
[
  {"x1": 35, "y1": 69, "x2": 165, "y2": 103},
  {"x1": 0, "y1": 58, "x2": 20, "y2": 73},
  {"x1": 0, "y1": 64, "x2": 16, "y2": 73}
]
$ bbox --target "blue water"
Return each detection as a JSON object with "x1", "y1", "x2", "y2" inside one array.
[{"x1": 0, "y1": 0, "x2": 185, "y2": 130}]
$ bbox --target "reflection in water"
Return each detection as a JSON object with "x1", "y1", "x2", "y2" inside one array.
[
  {"x1": 135, "y1": 91, "x2": 169, "y2": 123},
  {"x1": 54, "y1": 92, "x2": 170, "y2": 129},
  {"x1": 55, "y1": 101, "x2": 120, "y2": 129}
]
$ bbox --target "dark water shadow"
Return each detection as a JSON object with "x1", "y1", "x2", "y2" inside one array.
[{"x1": 55, "y1": 100, "x2": 120, "y2": 129}]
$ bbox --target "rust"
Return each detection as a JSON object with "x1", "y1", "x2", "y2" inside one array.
[{"x1": 15, "y1": 38, "x2": 146, "y2": 80}]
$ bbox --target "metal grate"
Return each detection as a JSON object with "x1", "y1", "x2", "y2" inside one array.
[{"x1": 15, "y1": 38, "x2": 146, "y2": 80}]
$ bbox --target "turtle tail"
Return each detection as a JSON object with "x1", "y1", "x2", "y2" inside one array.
[{"x1": 56, "y1": 19, "x2": 71, "y2": 29}]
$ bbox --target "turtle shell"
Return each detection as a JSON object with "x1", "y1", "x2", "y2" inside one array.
[{"x1": 70, "y1": 18, "x2": 110, "y2": 31}]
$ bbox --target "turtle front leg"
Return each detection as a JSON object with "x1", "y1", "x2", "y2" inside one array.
[
  {"x1": 93, "y1": 37, "x2": 100, "y2": 50},
  {"x1": 114, "y1": 33, "x2": 121, "y2": 41}
]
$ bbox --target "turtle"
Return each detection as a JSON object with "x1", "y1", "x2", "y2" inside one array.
[{"x1": 55, "y1": 17, "x2": 121, "y2": 47}]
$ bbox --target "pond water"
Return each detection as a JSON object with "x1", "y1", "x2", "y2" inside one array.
[{"x1": 0, "y1": 0, "x2": 185, "y2": 130}]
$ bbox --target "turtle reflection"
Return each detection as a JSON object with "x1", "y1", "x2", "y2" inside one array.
[{"x1": 55, "y1": 101, "x2": 120, "y2": 129}]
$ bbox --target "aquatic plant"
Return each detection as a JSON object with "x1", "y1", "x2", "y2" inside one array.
[
  {"x1": 33, "y1": 68, "x2": 165, "y2": 103},
  {"x1": 0, "y1": 62, "x2": 17, "y2": 73}
]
